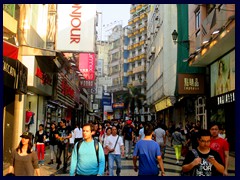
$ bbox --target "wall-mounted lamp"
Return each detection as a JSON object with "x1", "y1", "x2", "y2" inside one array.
[{"x1": 171, "y1": 30, "x2": 189, "y2": 49}]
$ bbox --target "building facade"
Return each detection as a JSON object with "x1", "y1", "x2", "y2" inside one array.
[{"x1": 187, "y1": 4, "x2": 235, "y2": 151}]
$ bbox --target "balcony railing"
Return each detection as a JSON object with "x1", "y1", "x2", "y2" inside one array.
[
  {"x1": 132, "y1": 65, "x2": 146, "y2": 74},
  {"x1": 136, "y1": 4, "x2": 142, "y2": 10}
]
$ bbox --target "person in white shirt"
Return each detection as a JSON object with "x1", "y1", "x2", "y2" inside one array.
[
  {"x1": 138, "y1": 122, "x2": 145, "y2": 141},
  {"x1": 68, "y1": 128, "x2": 75, "y2": 157},
  {"x1": 105, "y1": 126, "x2": 124, "y2": 176},
  {"x1": 153, "y1": 122, "x2": 166, "y2": 159},
  {"x1": 74, "y1": 123, "x2": 83, "y2": 144}
]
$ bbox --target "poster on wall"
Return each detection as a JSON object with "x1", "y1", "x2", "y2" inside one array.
[{"x1": 210, "y1": 49, "x2": 235, "y2": 97}]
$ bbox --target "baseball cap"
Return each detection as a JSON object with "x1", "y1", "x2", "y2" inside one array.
[{"x1": 20, "y1": 132, "x2": 31, "y2": 139}]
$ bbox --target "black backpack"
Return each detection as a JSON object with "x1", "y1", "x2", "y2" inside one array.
[
  {"x1": 180, "y1": 149, "x2": 199, "y2": 176},
  {"x1": 76, "y1": 138, "x2": 99, "y2": 166}
]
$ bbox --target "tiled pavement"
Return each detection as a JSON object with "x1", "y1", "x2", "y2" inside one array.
[{"x1": 3, "y1": 140, "x2": 235, "y2": 176}]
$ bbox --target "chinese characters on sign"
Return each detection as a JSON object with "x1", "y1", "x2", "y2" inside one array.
[
  {"x1": 183, "y1": 77, "x2": 199, "y2": 91},
  {"x1": 178, "y1": 74, "x2": 205, "y2": 95}
]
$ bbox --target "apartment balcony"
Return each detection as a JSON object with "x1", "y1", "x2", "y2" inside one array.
[
  {"x1": 127, "y1": 82, "x2": 133, "y2": 88},
  {"x1": 133, "y1": 17, "x2": 140, "y2": 23},
  {"x1": 132, "y1": 65, "x2": 146, "y2": 74},
  {"x1": 133, "y1": 55, "x2": 140, "y2": 62},
  {"x1": 139, "y1": 26, "x2": 147, "y2": 33},
  {"x1": 133, "y1": 43, "x2": 140, "y2": 49},
  {"x1": 136, "y1": 4, "x2": 143, "y2": 11},
  {"x1": 130, "y1": 7, "x2": 136, "y2": 14},
  {"x1": 128, "y1": 19, "x2": 134, "y2": 25},
  {"x1": 132, "y1": 80, "x2": 143, "y2": 87},
  {"x1": 140, "y1": 13, "x2": 147, "y2": 20},
  {"x1": 127, "y1": 70, "x2": 133, "y2": 76},
  {"x1": 128, "y1": 57, "x2": 134, "y2": 63},
  {"x1": 133, "y1": 29, "x2": 140, "y2": 36},
  {"x1": 128, "y1": 33, "x2": 133, "y2": 38},
  {"x1": 128, "y1": 45, "x2": 133, "y2": 50},
  {"x1": 139, "y1": 53, "x2": 147, "y2": 59},
  {"x1": 139, "y1": 40, "x2": 145, "y2": 46}
]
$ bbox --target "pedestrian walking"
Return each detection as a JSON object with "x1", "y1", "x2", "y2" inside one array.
[
  {"x1": 133, "y1": 123, "x2": 165, "y2": 176},
  {"x1": 138, "y1": 122, "x2": 145, "y2": 141},
  {"x1": 73, "y1": 123, "x2": 83, "y2": 144},
  {"x1": 153, "y1": 122, "x2": 166, "y2": 159},
  {"x1": 101, "y1": 127, "x2": 112, "y2": 175},
  {"x1": 8, "y1": 132, "x2": 40, "y2": 176},
  {"x1": 34, "y1": 124, "x2": 47, "y2": 165},
  {"x1": 68, "y1": 127, "x2": 75, "y2": 157},
  {"x1": 122, "y1": 120, "x2": 134, "y2": 159},
  {"x1": 69, "y1": 123, "x2": 105, "y2": 176},
  {"x1": 55, "y1": 119, "x2": 72, "y2": 173},
  {"x1": 47, "y1": 122, "x2": 58, "y2": 165},
  {"x1": 209, "y1": 122, "x2": 229, "y2": 176},
  {"x1": 182, "y1": 129, "x2": 224, "y2": 176},
  {"x1": 105, "y1": 125, "x2": 125, "y2": 176},
  {"x1": 171, "y1": 127, "x2": 185, "y2": 164}
]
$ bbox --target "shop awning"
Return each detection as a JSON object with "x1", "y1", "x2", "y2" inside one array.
[
  {"x1": 3, "y1": 41, "x2": 19, "y2": 60},
  {"x1": 155, "y1": 97, "x2": 174, "y2": 112}
]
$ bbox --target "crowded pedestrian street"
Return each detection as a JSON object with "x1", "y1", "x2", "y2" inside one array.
[
  {"x1": 3, "y1": 139, "x2": 235, "y2": 176},
  {"x1": 3, "y1": 4, "x2": 236, "y2": 177}
]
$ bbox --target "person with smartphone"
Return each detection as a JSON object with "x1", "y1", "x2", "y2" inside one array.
[{"x1": 182, "y1": 129, "x2": 224, "y2": 176}]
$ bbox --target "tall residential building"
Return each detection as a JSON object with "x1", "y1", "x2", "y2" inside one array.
[{"x1": 127, "y1": 4, "x2": 148, "y2": 95}]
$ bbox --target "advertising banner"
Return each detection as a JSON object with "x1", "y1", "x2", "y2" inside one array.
[
  {"x1": 210, "y1": 50, "x2": 235, "y2": 97},
  {"x1": 79, "y1": 53, "x2": 96, "y2": 80},
  {"x1": 56, "y1": 4, "x2": 96, "y2": 52}
]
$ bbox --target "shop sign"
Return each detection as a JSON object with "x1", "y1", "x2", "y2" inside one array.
[
  {"x1": 217, "y1": 91, "x2": 235, "y2": 105},
  {"x1": 79, "y1": 53, "x2": 96, "y2": 80},
  {"x1": 3, "y1": 56, "x2": 28, "y2": 94},
  {"x1": 3, "y1": 56, "x2": 18, "y2": 89},
  {"x1": 178, "y1": 74, "x2": 205, "y2": 94},
  {"x1": 61, "y1": 79, "x2": 74, "y2": 98},
  {"x1": 79, "y1": 80, "x2": 95, "y2": 88},
  {"x1": 35, "y1": 67, "x2": 52, "y2": 85},
  {"x1": 112, "y1": 102, "x2": 124, "y2": 109}
]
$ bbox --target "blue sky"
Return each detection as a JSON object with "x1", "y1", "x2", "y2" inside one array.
[{"x1": 96, "y1": 4, "x2": 130, "y2": 40}]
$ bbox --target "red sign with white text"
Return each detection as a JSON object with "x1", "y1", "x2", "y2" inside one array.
[{"x1": 79, "y1": 53, "x2": 95, "y2": 80}]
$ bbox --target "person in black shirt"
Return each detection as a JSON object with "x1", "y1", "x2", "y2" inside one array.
[
  {"x1": 182, "y1": 129, "x2": 224, "y2": 176},
  {"x1": 55, "y1": 119, "x2": 72, "y2": 173},
  {"x1": 34, "y1": 124, "x2": 47, "y2": 165},
  {"x1": 48, "y1": 123, "x2": 58, "y2": 164},
  {"x1": 122, "y1": 120, "x2": 134, "y2": 159}
]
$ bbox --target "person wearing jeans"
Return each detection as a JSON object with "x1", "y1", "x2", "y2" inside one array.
[
  {"x1": 122, "y1": 120, "x2": 134, "y2": 159},
  {"x1": 105, "y1": 126, "x2": 124, "y2": 176}
]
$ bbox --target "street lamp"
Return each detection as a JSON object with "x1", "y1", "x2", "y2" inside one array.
[{"x1": 171, "y1": 30, "x2": 189, "y2": 49}]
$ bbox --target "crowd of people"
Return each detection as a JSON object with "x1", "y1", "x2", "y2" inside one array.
[{"x1": 7, "y1": 118, "x2": 230, "y2": 176}]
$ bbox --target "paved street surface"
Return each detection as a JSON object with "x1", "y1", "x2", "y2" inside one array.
[{"x1": 3, "y1": 140, "x2": 235, "y2": 176}]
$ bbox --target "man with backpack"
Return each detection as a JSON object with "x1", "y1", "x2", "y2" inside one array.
[{"x1": 69, "y1": 123, "x2": 105, "y2": 176}]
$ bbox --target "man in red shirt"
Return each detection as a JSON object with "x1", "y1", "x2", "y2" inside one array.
[{"x1": 209, "y1": 122, "x2": 229, "y2": 176}]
